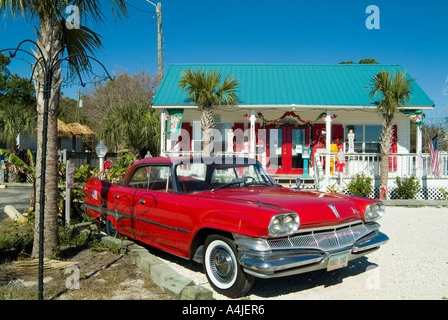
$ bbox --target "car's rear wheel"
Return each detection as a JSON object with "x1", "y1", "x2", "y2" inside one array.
[
  {"x1": 203, "y1": 235, "x2": 254, "y2": 298},
  {"x1": 105, "y1": 218, "x2": 119, "y2": 238}
]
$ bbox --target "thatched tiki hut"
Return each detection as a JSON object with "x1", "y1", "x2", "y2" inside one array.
[{"x1": 67, "y1": 123, "x2": 96, "y2": 151}]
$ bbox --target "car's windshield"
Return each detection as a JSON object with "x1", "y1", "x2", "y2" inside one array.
[{"x1": 175, "y1": 159, "x2": 277, "y2": 193}]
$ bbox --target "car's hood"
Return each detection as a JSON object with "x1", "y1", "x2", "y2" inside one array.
[{"x1": 207, "y1": 186, "x2": 370, "y2": 228}]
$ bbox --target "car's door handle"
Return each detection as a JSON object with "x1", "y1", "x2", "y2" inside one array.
[
  {"x1": 114, "y1": 194, "x2": 119, "y2": 199},
  {"x1": 139, "y1": 199, "x2": 145, "y2": 204}
]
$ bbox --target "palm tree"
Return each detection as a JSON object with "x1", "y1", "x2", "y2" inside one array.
[
  {"x1": 0, "y1": 103, "x2": 36, "y2": 154},
  {"x1": 368, "y1": 70, "x2": 414, "y2": 199},
  {"x1": 99, "y1": 102, "x2": 160, "y2": 158},
  {"x1": 0, "y1": 0, "x2": 128, "y2": 258},
  {"x1": 0, "y1": 52, "x2": 36, "y2": 155},
  {"x1": 0, "y1": 103, "x2": 36, "y2": 184},
  {"x1": 178, "y1": 68, "x2": 240, "y2": 156}
]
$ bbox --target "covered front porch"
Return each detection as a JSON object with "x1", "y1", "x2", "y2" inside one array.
[{"x1": 157, "y1": 107, "x2": 447, "y2": 199}]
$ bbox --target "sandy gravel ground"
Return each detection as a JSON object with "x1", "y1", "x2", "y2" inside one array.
[{"x1": 155, "y1": 206, "x2": 448, "y2": 300}]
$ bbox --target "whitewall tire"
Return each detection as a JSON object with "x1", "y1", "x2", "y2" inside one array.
[{"x1": 203, "y1": 235, "x2": 254, "y2": 298}]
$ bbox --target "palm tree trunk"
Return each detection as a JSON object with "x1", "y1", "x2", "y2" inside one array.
[
  {"x1": 201, "y1": 106, "x2": 214, "y2": 157},
  {"x1": 31, "y1": 19, "x2": 63, "y2": 258},
  {"x1": 379, "y1": 117, "x2": 395, "y2": 199}
]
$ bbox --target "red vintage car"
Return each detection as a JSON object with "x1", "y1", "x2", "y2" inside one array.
[{"x1": 83, "y1": 156, "x2": 388, "y2": 298}]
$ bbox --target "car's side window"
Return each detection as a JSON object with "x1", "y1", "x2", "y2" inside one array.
[
  {"x1": 127, "y1": 165, "x2": 173, "y2": 192},
  {"x1": 176, "y1": 163, "x2": 207, "y2": 193}
]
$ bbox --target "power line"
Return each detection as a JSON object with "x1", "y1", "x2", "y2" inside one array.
[{"x1": 124, "y1": 1, "x2": 156, "y2": 14}]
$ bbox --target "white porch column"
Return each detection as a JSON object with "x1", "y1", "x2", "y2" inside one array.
[
  {"x1": 416, "y1": 124, "x2": 422, "y2": 155},
  {"x1": 325, "y1": 111, "x2": 332, "y2": 180},
  {"x1": 250, "y1": 110, "x2": 256, "y2": 158},
  {"x1": 160, "y1": 109, "x2": 167, "y2": 156},
  {"x1": 416, "y1": 124, "x2": 423, "y2": 178}
]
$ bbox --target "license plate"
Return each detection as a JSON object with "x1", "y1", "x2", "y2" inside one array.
[{"x1": 327, "y1": 252, "x2": 349, "y2": 271}]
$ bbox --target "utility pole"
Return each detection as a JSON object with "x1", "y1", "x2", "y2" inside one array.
[
  {"x1": 77, "y1": 87, "x2": 81, "y2": 123},
  {"x1": 157, "y1": 2, "x2": 163, "y2": 84},
  {"x1": 147, "y1": 1, "x2": 163, "y2": 83}
]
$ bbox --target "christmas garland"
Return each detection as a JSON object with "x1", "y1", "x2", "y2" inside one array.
[{"x1": 257, "y1": 111, "x2": 334, "y2": 126}]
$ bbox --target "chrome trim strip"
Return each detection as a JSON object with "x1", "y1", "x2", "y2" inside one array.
[
  {"x1": 257, "y1": 199, "x2": 286, "y2": 210},
  {"x1": 135, "y1": 215, "x2": 191, "y2": 234},
  {"x1": 84, "y1": 202, "x2": 190, "y2": 234},
  {"x1": 353, "y1": 231, "x2": 389, "y2": 253},
  {"x1": 327, "y1": 204, "x2": 340, "y2": 219},
  {"x1": 296, "y1": 220, "x2": 364, "y2": 233}
]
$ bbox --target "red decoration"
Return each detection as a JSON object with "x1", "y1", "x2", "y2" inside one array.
[
  {"x1": 335, "y1": 161, "x2": 345, "y2": 173},
  {"x1": 258, "y1": 111, "x2": 328, "y2": 126},
  {"x1": 244, "y1": 114, "x2": 260, "y2": 121}
]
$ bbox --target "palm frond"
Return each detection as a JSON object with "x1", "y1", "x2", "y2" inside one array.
[
  {"x1": 178, "y1": 68, "x2": 240, "y2": 108},
  {"x1": 1, "y1": 0, "x2": 128, "y2": 76},
  {"x1": 216, "y1": 75, "x2": 240, "y2": 106},
  {"x1": 0, "y1": 0, "x2": 26, "y2": 18},
  {"x1": 72, "y1": 0, "x2": 128, "y2": 25},
  {"x1": 59, "y1": 21, "x2": 103, "y2": 73},
  {"x1": 368, "y1": 70, "x2": 414, "y2": 119}
]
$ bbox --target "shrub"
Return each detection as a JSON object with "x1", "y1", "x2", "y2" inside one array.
[
  {"x1": 395, "y1": 176, "x2": 421, "y2": 199},
  {"x1": 0, "y1": 220, "x2": 34, "y2": 261},
  {"x1": 347, "y1": 174, "x2": 373, "y2": 198},
  {"x1": 440, "y1": 188, "x2": 447, "y2": 200}
]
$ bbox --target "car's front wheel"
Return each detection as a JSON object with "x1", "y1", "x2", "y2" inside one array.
[{"x1": 203, "y1": 235, "x2": 254, "y2": 298}]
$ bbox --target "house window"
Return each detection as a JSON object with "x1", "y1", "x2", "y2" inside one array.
[
  {"x1": 345, "y1": 125, "x2": 382, "y2": 153},
  {"x1": 364, "y1": 125, "x2": 382, "y2": 153},
  {"x1": 193, "y1": 122, "x2": 234, "y2": 154},
  {"x1": 212, "y1": 123, "x2": 232, "y2": 153}
]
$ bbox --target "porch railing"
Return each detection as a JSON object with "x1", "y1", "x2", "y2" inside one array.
[{"x1": 163, "y1": 150, "x2": 448, "y2": 179}]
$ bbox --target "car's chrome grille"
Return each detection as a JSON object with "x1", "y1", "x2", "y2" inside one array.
[{"x1": 267, "y1": 222, "x2": 379, "y2": 251}]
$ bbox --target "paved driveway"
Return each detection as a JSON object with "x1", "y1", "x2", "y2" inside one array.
[
  {"x1": 155, "y1": 206, "x2": 448, "y2": 300},
  {"x1": 0, "y1": 184, "x2": 33, "y2": 222}
]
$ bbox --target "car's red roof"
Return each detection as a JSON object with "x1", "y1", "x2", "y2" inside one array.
[{"x1": 133, "y1": 156, "x2": 254, "y2": 166}]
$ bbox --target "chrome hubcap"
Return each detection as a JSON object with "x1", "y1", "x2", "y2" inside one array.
[{"x1": 210, "y1": 247, "x2": 235, "y2": 284}]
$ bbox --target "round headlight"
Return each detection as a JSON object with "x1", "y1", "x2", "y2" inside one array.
[
  {"x1": 364, "y1": 202, "x2": 385, "y2": 222},
  {"x1": 283, "y1": 215, "x2": 294, "y2": 227},
  {"x1": 268, "y1": 213, "x2": 300, "y2": 237},
  {"x1": 270, "y1": 218, "x2": 282, "y2": 233}
]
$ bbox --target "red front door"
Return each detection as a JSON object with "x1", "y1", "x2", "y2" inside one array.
[{"x1": 266, "y1": 125, "x2": 310, "y2": 175}]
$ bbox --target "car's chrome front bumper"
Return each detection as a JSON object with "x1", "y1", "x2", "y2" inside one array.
[{"x1": 233, "y1": 221, "x2": 389, "y2": 279}]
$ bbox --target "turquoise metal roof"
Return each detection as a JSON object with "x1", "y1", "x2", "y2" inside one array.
[{"x1": 151, "y1": 64, "x2": 435, "y2": 108}]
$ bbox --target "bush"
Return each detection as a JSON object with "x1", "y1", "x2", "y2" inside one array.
[
  {"x1": 0, "y1": 220, "x2": 34, "y2": 261},
  {"x1": 347, "y1": 174, "x2": 373, "y2": 198},
  {"x1": 395, "y1": 176, "x2": 421, "y2": 199}
]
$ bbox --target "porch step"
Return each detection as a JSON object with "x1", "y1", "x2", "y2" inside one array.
[{"x1": 271, "y1": 175, "x2": 317, "y2": 190}]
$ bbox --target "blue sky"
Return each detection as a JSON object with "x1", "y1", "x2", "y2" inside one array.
[{"x1": 1, "y1": 0, "x2": 447, "y2": 122}]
